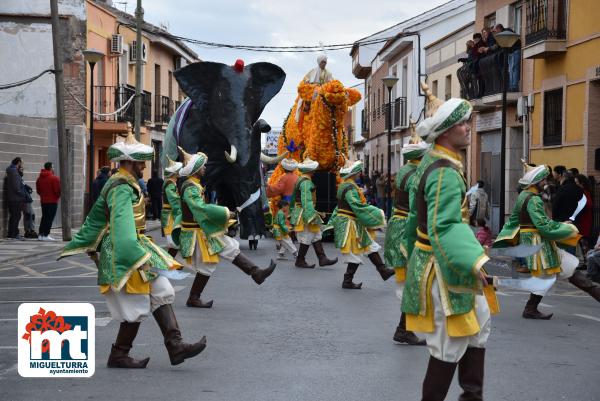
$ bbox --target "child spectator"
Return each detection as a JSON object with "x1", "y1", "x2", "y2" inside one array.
[
  {"x1": 475, "y1": 218, "x2": 492, "y2": 247},
  {"x1": 273, "y1": 200, "x2": 297, "y2": 260}
]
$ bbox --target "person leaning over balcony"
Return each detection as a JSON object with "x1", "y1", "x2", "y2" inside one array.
[{"x1": 491, "y1": 24, "x2": 522, "y2": 92}]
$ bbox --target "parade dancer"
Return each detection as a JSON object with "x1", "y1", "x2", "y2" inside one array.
[
  {"x1": 329, "y1": 160, "x2": 394, "y2": 289},
  {"x1": 383, "y1": 127, "x2": 428, "y2": 345},
  {"x1": 494, "y1": 161, "x2": 600, "y2": 319},
  {"x1": 60, "y1": 132, "x2": 206, "y2": 368},
  {"x1": 290, "y1": 156, "x2": 338, "y2": 268},
  {"x1": 273, "y1": 199, "x2": 297, "y2": 260},
  {"x1": 402, "y1": 93, "x2": 494, "y2": 401},
  {"x1": 161, "y1": 157, "x2": 183, "y2": 258},
  {"x1": 266, "y1": 158, "x2": 299, "y2": 202},
  {"x1": 177, "y1": 147, "x2": 276, "y2": 308}
]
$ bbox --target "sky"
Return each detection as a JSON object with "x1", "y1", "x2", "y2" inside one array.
[{"x1": 114, "y1": 0, "x2": 449, "y2": 129}]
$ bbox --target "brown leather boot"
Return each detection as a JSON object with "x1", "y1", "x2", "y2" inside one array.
[
  {"x1": 522, "y1": 293, "x2": 553, "y2": 319},
  {"x1": 107, "y1": 322, "x2": 150, "y2": 368},
  {"x1": 295, "y1": 243, "x2": 315, "y2": 269},
  {"x1": 167, "y1": 248, "x2": 178, "y2": 258},
  {"x1": 312, "y1": 240, "x2": 337, "y2": 266},
  {"x1": 421, "y1": 355, "x2": 458, "y2": 401},
  {"x1": 153, "y1": 304, "x2": 207, "y2": 365},
  {"x1": 232, "y1": 253, "x2": 277, "y2": 284},
  {"x1": 393, "y1": 312, "x2": 426, "y2": 345},
  {"x1": 368, "y1": 252, "x2": 394, "y2": 281},
  {"x1": 186, "y1": 273, "x2": 214, "y2": 308},
  {"x1": 342, "y1": 263, "x2": 362, "y2": 289},
  {"x1": 568, "y1": 270, "x2": 600, "y2": 303},
  {"x1": 458, "y1": 347, "x2": 485, "y2": 401}
]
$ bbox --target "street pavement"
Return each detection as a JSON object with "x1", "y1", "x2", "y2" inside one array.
[{"x1": 0, "y1": 229, "x2": 599, "y2": 401}]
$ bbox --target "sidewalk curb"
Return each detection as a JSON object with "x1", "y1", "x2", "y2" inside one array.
[{"x1": 0, "y1": 225, "x2": 162, "y2": 266}]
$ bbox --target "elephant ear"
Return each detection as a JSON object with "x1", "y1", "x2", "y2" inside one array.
[
  {"x1": 174, "y1": 61, "x2": 225, "y2": 110},
  {"x1": 246, "y1": 63, "x2": 286, "y2": 123}
]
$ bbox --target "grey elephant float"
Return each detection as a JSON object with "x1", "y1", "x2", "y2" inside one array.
[{"x1": 163, "y1": 60, "x2": 287, "y2": 244}]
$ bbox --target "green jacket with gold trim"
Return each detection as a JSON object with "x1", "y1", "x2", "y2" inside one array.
[
  {"x1": 384, "y1": 161, "x2": 418, "y2": 268},
  {"x1": 494, "y1": 188, "x2": 579, "y2": 274},
  {"x1": 290, "y1": 175, "x2": 323, "y2": 227},
  {"x1": 178, "y1": 177, "x2": 230, "y2": 258},
  {"x1": 329, "y1": 180, "x2": 385, "y2": 249},
  {"x1": 401, "y1": 147, "x2": 489, "y2": 317},
  {"x1": 60, "y1": 171, "x2": 177, "y2": 291},
  {"x1": 161, "y1": 178, "x2": 182, "y2": 238}
]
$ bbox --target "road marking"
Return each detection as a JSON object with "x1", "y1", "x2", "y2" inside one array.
[
  {"x1": 495, "y1": 291, "x2": 512, "y2": 296},
  {"x1": 574, "y1": 314, "x2": 600, "y2": 322},
  {"x1": 0, "y1": 285, "x2": 98, "y2": 290},
  {"x1": 0, "y1": 346, "x2": 17, "y2": 349},
  {"x1": 539, "y1": 303, "x2": 554, "y2": 308},
  {"x1": 173, "y1": 285, "x2": 186, "y2": 292},
  {"x1": 96, "y1": 317, "x2": 112, "y2": 327},
  {"x1": 0, "y1": 266, "x2": 15, "y2": 272},
  {"x1": 42, "y1": 265, "x2": 80, "y2": 274},
  {"x1": 0, "y1": 275, "x2": 97, "y2": 280},
  {"x1": 0, "y1": 363, "x2": 18, "y2": 378},
  {"x1": 28, "y1": 260, "x2": 57, "y2": 267},
  {"x1": 0, "y1": 318, "x2": 16, "y2": 321},
  {"x1": 66, "y1": 260, "x2": 97, "y2": 272},
  {"x1": 14, "y1": 263, "x2": 46, "y2": 278}
]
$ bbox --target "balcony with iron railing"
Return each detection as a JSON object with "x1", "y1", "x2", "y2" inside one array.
[
  {"x1": 361, "y1": 109, "x2": 369, "y2": 138},
  {"x1": 457, "y1": 51, "x2": 521, "y2": 108},
  {"x1": 93, "y1": 85, "x2": 151, "y2": 124},
  {"x1": 384, "y1": 97, "x2": 408, "y2": 130},
  {"x1": 155, "y1": 95, "x2": 174, "y2": 124},
  {"x1": 523, "y1": 0, "x2": 567, "y2": 59}
]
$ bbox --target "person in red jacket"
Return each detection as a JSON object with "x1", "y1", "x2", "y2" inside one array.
[{"x1": 35, "y1": 162, "x2": 61, "y2": 241}]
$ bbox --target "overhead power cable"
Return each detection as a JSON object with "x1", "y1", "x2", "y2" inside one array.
[
  {"x1": 122, "y1": 23, "x2": 398, "y2": 53},
  {"x1": 0, "y1": 69, "x2": 55, "y2": 90}
]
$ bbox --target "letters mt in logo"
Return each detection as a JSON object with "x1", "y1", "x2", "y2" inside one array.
[{"x1": 18, "y1": 303, "x2": 95, "y2": 377}]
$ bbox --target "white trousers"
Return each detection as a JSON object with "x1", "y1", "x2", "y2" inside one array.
[
  {"x1": 104, "y1": 275, "x2": 175, "y2": 323},
  {"x1": 277, "y1": 236, "x2": 297, "y2": 255},
  {"x1": 342, "y1": 241, "x2": 381, "y2": 265},
  {"x1": 191, "y1": 234, "x2": 240, "y2": 277},
  {"x1": 296, "y1": 227, "x2": 322, "y2": 245},
  {"x1": 422, "y1": 278, "x2": 491, "y2": 363}
]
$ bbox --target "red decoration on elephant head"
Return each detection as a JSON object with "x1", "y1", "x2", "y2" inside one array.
[{"x1": 233, "y1": 59, "x2": 244, "y2": 73}]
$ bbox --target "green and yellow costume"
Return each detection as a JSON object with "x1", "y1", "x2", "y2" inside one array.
[
  {"x1": 384, "y1": 161, "x2": 419, "y2": 282},
  {"x1": 402, "y1": 144, "x2": 490, "y2": 336},
  {"x1": 61, "y1": 166, "x2": 180, "y2": 294},
  {"x1": 494, "y1": 185, "x2": 579, "y2": 276},
  {"x1": 330, "y1": 179, "x2": 385, "y2": 254},
  {"x1": 161, "y1": 177, "x2": 182, "y2": 237},
  {"x1": 272, "y1": 209, "x2": 290, "y2": 240},
  {"x1": 179, "y1": 176, "x2": 231, "y2": 264},
  {"x1": 290, "y1": 174, "x2": 323, "y2": 233}
]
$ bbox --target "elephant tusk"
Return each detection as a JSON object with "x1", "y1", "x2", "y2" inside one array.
[
  {"x1": 224, "y1": 145, "x2": 237, "y2": 163},
  {"x1": 260, "y1": 151, "x2": 289, "y2": 165}
]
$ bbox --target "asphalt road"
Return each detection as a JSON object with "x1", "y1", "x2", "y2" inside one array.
[{"x1": 0, "y1": 232, "x2": 599, "y2": 401}]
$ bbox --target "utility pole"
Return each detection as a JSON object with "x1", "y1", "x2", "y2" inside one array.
[
  {"x1": 49, "y1": 0, "x2": 72, "y2": 240},
  {"x1": 134, "y1": 0, "x2": 143, "y2": 140}
]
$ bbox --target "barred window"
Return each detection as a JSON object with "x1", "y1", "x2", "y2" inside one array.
[{"x1": 543, "y1": 88, "x2": 563, "y2": 146}]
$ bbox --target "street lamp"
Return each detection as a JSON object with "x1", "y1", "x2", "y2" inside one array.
[
  {"x1": 83, "y1": 48, "x2": 105, "y2": 214},
  {"x1": 382, "y1": 75, "x2": 399, "y2": 218},
  {"x1": 494, "y1": 31, "x2": 520, "y2": 229}
]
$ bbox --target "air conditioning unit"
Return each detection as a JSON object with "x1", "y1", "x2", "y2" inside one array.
[
  {"x1": 111, "y1": 34, "x2": 123, "y2": 55},
  {"x1": 129, "y1": 41, "x2": 147, "y2": 64}
]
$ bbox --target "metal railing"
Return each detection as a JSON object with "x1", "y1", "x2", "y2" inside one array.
[
  {"x1": 154, "y1": 95, "x2": 174, "y2": 124},
  {"x1": 93, "y1": 85, "x2": 151, "y2": 123},
  {"x1": 456, "y1": 51, "x2": 515, "y2": 100},
  {"x1": 361, "y1": 109, "x2": 369, "y2": 133},
  {"x1": 384, "y1": 97, "x2": 407, "y2": 130},
  {"x1": 525, "y1": 0, "x2": 567, "y2": 45}
]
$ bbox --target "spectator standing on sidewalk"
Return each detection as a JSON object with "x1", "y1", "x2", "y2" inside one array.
[
  {"x1": 574, "y1": 174, "x2": 593, "y2": 254},
  {"x1": 375, "y1": 172, "x2": 386, "y2": 209},
  {"x1": 469, "y1": 180, "x2": 490, "y2": 226},
  {"x1": 147, "y1": 170, "x2": 164, "y2": 220},
  {"x1": 552, "y1": 169, "x2": 585, "y2": 255},
  {"x1": 475, "y1": 218, "x2": 493, "y2": 247},
  {"x1": 5, "y1": 157, "x2": 26, "y2": 240},
  {"x1": 19, "y1": 165, "x2": 38, "y2": 239},
  {"x1": 36, "y1": 162, "x2": 61, "y2": 241},
  {"x1": 91, "y1": 166, "x2": 110, "y2": 203}
]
